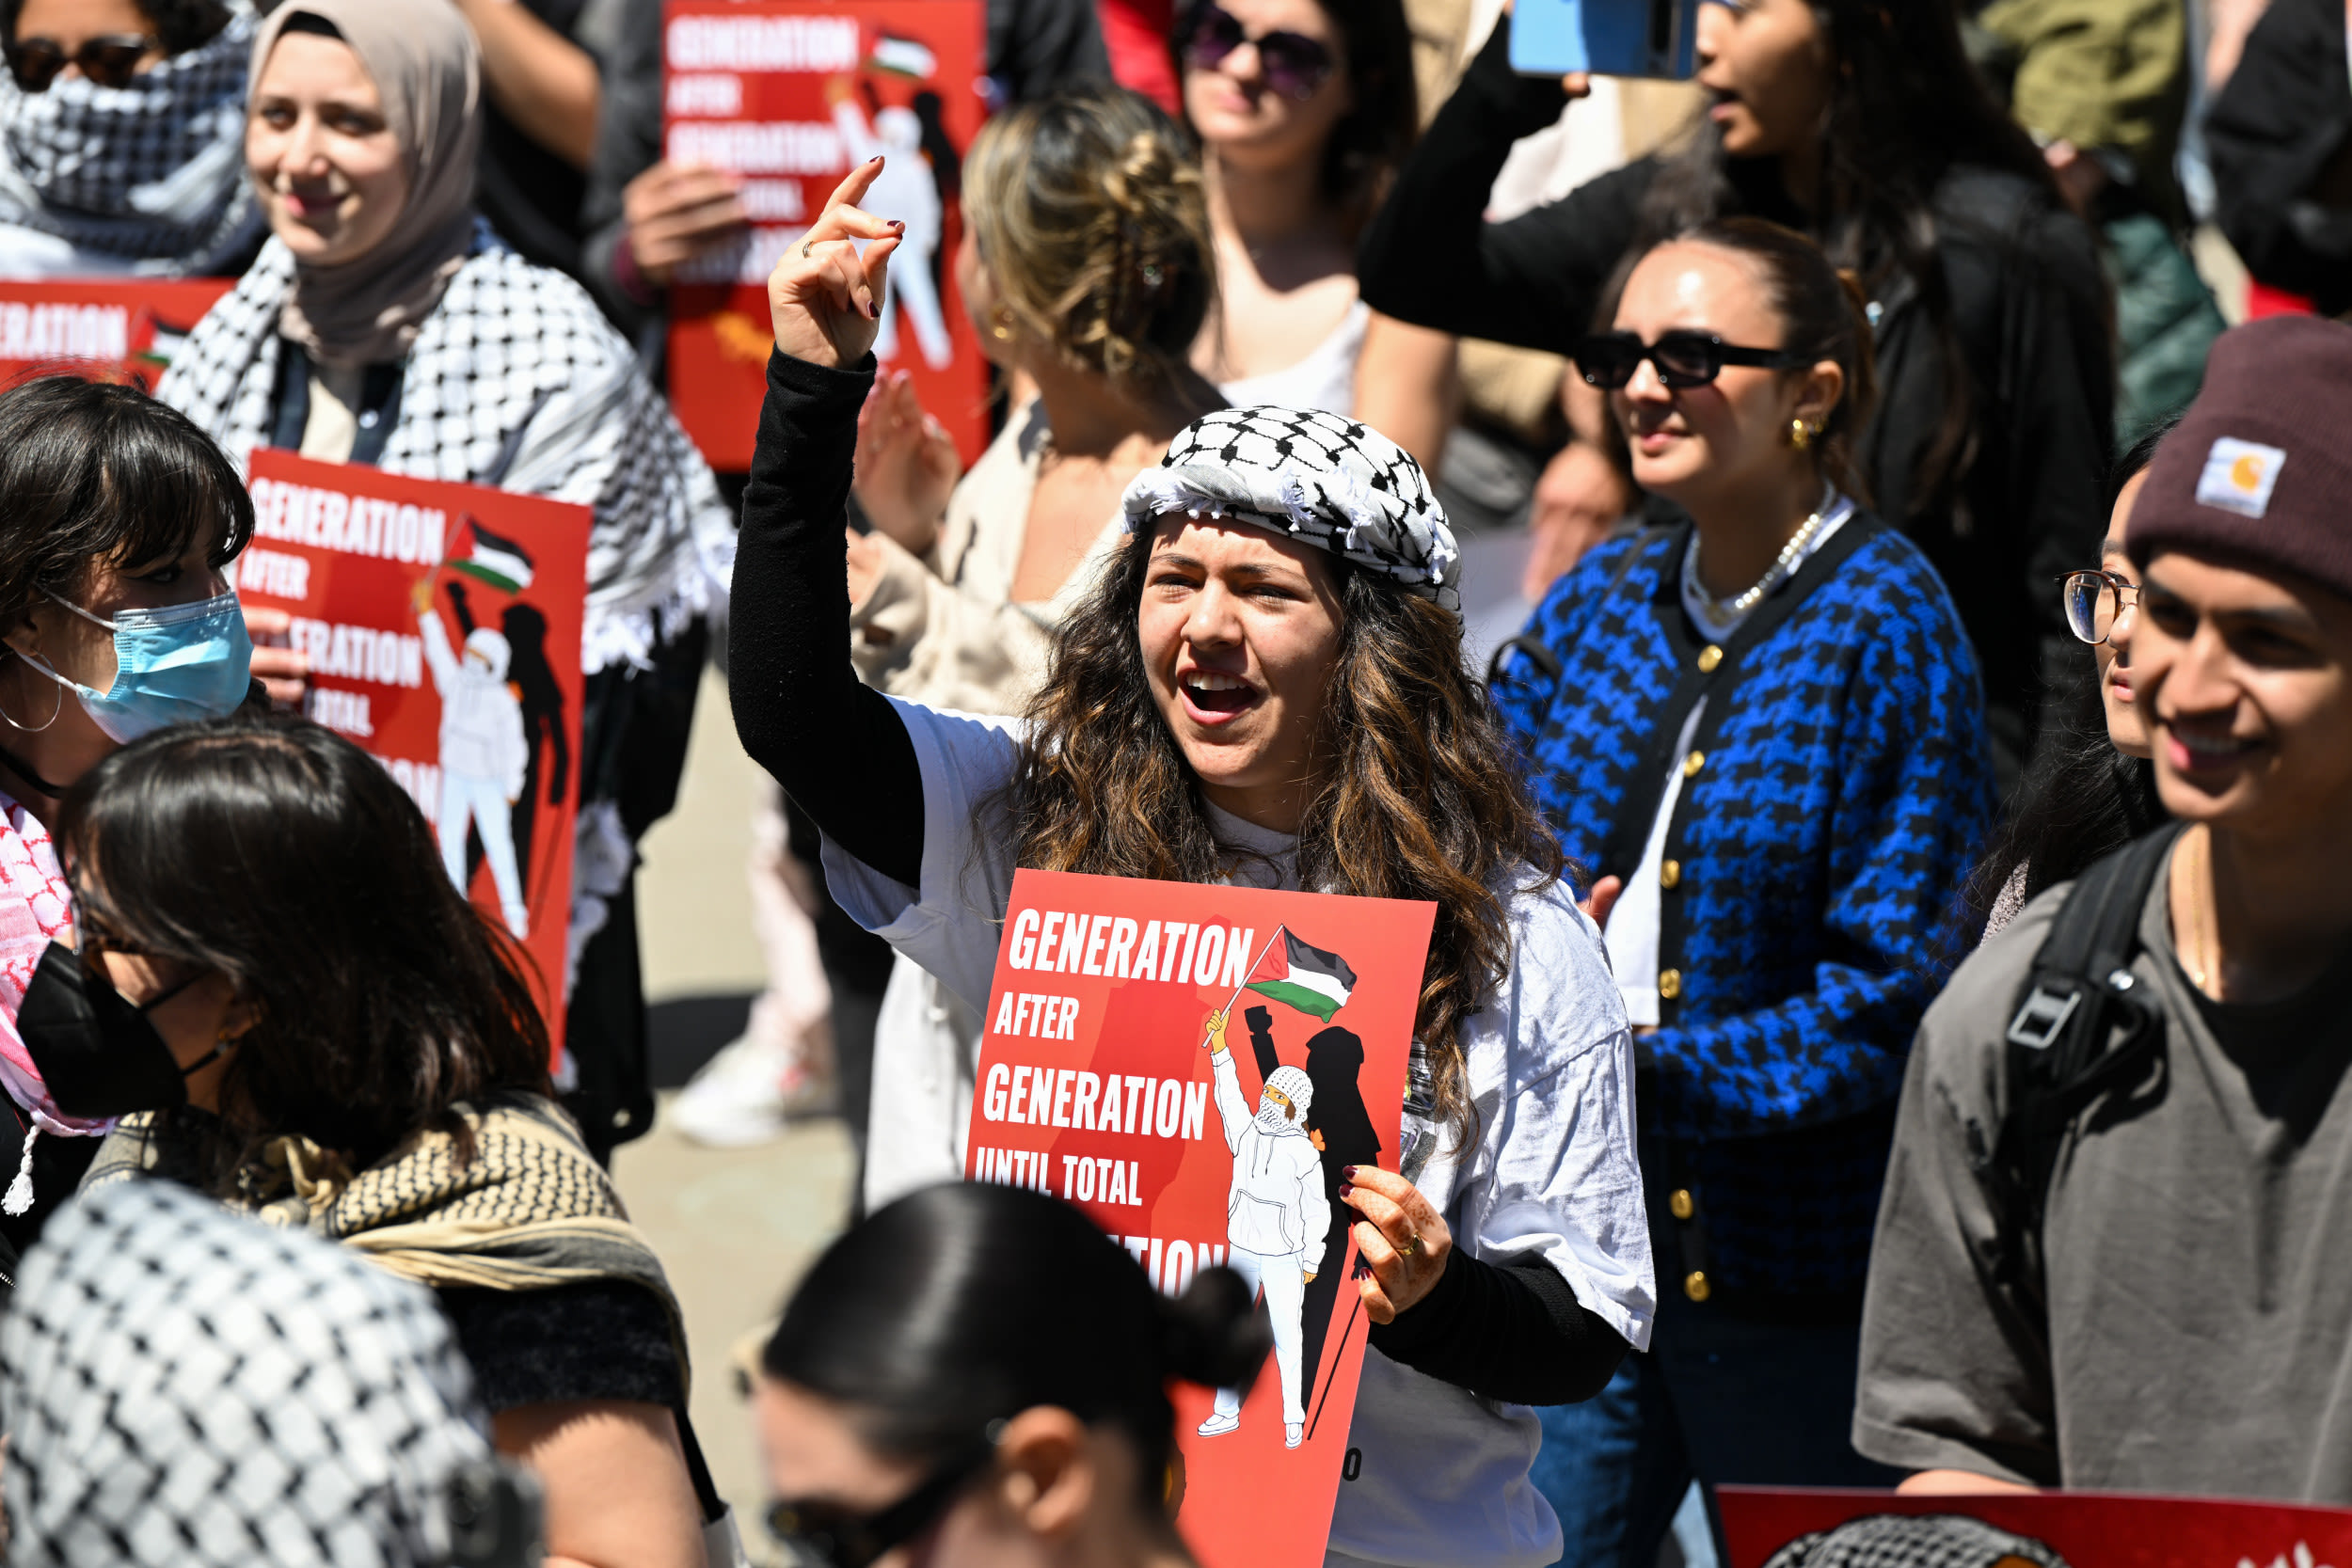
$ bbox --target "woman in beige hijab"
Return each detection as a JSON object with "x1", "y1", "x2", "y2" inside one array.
[
  {"x1": 154, "y1": 5, "x2": 727, "y2": 1565},
  {"x1": 156, "y1": 0, "x2": 732, "y2": 1191}
]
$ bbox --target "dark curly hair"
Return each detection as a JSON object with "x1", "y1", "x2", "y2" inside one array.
[{"x1": 993, "y1": 527, "x2": 1564, "y2": 1142}]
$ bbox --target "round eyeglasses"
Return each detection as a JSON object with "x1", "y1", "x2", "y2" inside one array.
[{"x1": 2061, "y1": 568, "x2": 2140, "y2": 646}]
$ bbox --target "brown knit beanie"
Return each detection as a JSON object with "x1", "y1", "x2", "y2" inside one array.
[{"x1": 2128, "y1": 314, "x2": 2352, "y2": 602}]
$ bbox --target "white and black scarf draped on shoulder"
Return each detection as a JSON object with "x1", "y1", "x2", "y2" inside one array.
[{"x1": 159, "y1": 224, "x2": 735, "y2": 674}]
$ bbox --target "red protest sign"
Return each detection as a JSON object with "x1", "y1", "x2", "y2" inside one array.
[
  {"x1": 234, "y1": 449, "x2": 591, "y2": 1065},
  {"x1": 965, "y1": 868, "x2": 1437, "y2": 1568},
  {"x1": 0, "y1": 277, "x2": 233, "y2": 392},
  {"x1": 1719, "y1": 1487, "x2": 2352, "y2": 1568},
  {"x1": 661, "y1": 0, "x2": 992, "y2": 471}
]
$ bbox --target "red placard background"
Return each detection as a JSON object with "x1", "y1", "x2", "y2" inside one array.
[
  {"x1": 0, "y1": 277, "x2": 234, "y2": 391},
  {"x1": 662, "y1": 0, "x2": 993, "y2": 471},
  {"x1": 235, "y1": 449, "x2": 591, "y2": 1064},
  {"x1": 965, "y1": 868, "x2": 1437, "y2": 1568},
  {"x1": 1720, "y1": 1487, "x2": 2352, "y2": 1568}
]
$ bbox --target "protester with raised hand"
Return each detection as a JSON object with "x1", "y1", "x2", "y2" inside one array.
[
  {"x1": 52, "y1": 712, "x2": 716, "y2": 1565},
  {"x1": 1857, "y1": 314, "x2": 2352, "y2": 1501},
  {"x1": 0, "y1": 376, "x2": 257, "y2": 1267},
  {"x1": 1179, "y1": 0, "x2": 1414, "y2": 417},
  {"x1": 772, "y1": 88, "x2": 1225, "y2": 1205},
  {"x1": 157, "y1": 0, "x2": 733, "y2": 1160},
  {"x1": 1359, "y1": 0, "x2": 2110, "y2": 783},
  {"x1": 758, "y1": 1181, "x2": 1266, "y2": 1568},
  {"x1": 734, "y1": 161, "x2": 1652, "y2": 1568},
  {"x1": 1490, "y1": 218, "x2": 1994, "y2": 1560},
  {"x1": 0, "y1": 0, "x2": 265, "y2": 277}
]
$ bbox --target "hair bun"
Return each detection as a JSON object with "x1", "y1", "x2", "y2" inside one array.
[{"x1": 1157, "y1": 1265, "x2": 1273, "y2": 1390}]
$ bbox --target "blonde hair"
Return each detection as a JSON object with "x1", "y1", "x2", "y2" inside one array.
[{"x1": 963, "y1": 88, "x2": 1215, "y2": 392}]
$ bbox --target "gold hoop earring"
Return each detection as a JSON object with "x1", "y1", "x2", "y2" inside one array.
[
  {"x1": 1789, "y1": 418, "x2": 1816, "y2": 453},
  {"x1": 989, "y1": 311, "x2": 1014, "y2": 341},
  {"x1": 0, "y1": 658, "x2": 62, "y2": 734}
]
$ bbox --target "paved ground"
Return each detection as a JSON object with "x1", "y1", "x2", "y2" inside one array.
[{"x1": 615, "y1": 664, "x2": 853, "y2": 1554}]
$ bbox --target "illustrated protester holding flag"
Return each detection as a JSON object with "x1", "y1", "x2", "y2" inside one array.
[
  {"x1": 733, "y1": 164, "x2": 1654, "y2": 1568},
  {"x1": 1200, "y1": 940, "x2": 1338, "y2": 1447},
  {"x1": 414, "y1": 521, "x2": 538, "y2": 938}
]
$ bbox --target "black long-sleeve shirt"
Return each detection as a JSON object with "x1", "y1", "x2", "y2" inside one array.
[
  {"x1": 1358, "y1": 20, "x2": 2114, "y2": 777},
  {"x1": 2207, "y1": 0, "x2": 2352, "y2": 317},
  {"x1": 730, "y1": 347, "x2": 1627, "y2": 1404}
]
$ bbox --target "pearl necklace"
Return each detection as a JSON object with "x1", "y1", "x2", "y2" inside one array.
[{"x1": 1686, "y1": 504, "x2": 1834, "y2": 624}]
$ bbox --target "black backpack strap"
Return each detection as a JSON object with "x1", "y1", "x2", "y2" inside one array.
[{"x1": 1986, "y1": 822, "x2": 2184, "y2": 1293}]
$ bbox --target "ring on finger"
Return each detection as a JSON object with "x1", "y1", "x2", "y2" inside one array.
[
  {"x1": 1395, "y1": 1231, "x2": 1422, "y2": 1259},
  {"x1": 801, "y1": 237, "x2": 816, "y2": 259}
]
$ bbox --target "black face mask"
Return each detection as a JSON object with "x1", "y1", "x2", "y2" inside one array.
[{"x1": 17, "y1": 941, "x2": 219, "y2": 1119}]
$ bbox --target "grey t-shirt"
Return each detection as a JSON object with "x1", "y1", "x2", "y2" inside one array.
[{"x1": 1854, "y1": 860, "x2": 2352, "y2": 1497}]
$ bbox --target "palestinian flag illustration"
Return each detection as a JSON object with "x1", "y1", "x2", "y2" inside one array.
[
  {"x1": 1246, "y1": 927, "x2": 1357, "y2": 1022},
  {"x1": 868, "y1": 33, "x2": 936, "y2": 80},
  {"x1": 448, "y1": 517, "x2": 535, "y2": 594}
]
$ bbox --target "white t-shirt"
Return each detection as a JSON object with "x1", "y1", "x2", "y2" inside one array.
[
  {"x1": 1606, "y1": 494, "x2": 1855, "y2": 1025},
  {"x1": 821, "y1": 698, "x2": 1657, "y2": 1568}
]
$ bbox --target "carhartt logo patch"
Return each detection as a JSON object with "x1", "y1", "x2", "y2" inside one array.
[{"x1": 2197, "y1": 436, "x2": 2287, "y2": 518}]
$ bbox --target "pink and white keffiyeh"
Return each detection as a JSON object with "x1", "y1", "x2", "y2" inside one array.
[{"x1": 0, "y1": 790, "x2": 103, "y2": 1152}]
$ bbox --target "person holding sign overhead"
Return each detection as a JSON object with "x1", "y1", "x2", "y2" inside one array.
[
  {"x1": 734, "y1": 161, "x2": 1656, "y2": 1568},
  {"x1": 157, "y1": 0, "x2": 734, "y2": 1157}
]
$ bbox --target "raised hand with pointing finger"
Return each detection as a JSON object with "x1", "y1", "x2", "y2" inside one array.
[{"x1": 766, "y1": 159, "x2": 906, "y2": 371}]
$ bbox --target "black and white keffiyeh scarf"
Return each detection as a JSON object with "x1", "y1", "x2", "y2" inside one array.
[
  {"x1": 1, "y1": 1179, "x2": 492, "y2": 1567},
  {"x1": 158, "y1": 225, "x2": 736, "y2": 673},
  {"x1": 1120, "y1": 404, "x2": 1462, "y2": 615},
  {"x1": 0, "y1": 3, "x2": 261, "y2": 273}
]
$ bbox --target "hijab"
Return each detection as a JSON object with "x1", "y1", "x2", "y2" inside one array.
[{"x1": 247, "y1": 0, "x2": 481, "y2": 368}]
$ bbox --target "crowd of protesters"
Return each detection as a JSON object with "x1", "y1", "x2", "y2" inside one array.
[{"x1": 0, "y1": 0, "x2": 2344, "y2": 1563}]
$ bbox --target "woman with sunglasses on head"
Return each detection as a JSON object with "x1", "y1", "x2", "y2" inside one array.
[
  {"x1": 157, "y1": 0, "x2": 733, "y2": 1162},
  {"x1": 54, "y1": 712, "x2": 717, "y2": 1567},
  {"x1": 0, "y1": 375, "x2": 257, "y2": 1276},
  {"x1": 818, "y1": 87, "x2": 1225, "y2": 1207},
  {"x1": 1491, "y1": 218, "x2": 1994, "y2": 1563},
  {"x1": 0, "y1": 0, "x2": 266, "y2": 277},
  {"x1": 1968, "y1": 420, "x2": 2176, "y2": 943},
  {"x1": 1361, "y1": 0, "x2": 2110, "y2": 785},
  {"x1": 757, "y1": 1181, "x2": 1268, "y2": 1568},
  {"x1": 739, "y1": 166, "x2": 1658, "y2": 1568},
  {"x1": 1178, "y1": 0, "x2": 1415, "y2": 419}
]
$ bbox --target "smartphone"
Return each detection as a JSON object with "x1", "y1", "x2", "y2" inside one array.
[{"x1": 1508, "y1": 0, "x2": 1702, "y2": 79}]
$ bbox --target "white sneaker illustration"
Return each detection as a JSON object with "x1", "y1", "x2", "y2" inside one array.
[
  {"x1": 1197, "y1": 1411, "x2": 1241, "y2": 1438},
  {"x1": 1285, "y1": 1423, "x2": 1303, "y2": 1449}
]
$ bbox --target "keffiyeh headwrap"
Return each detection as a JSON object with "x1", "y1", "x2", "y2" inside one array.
[
  {"x1": 0, "y1": 4, "x2": 262, "y2": 272},
  {"x1": 1120, "y1": 404, "x2": 1462, "y2": 616},
  {"x1": 0, "y1": 1179, "x2": 493, "y2": 1567}
]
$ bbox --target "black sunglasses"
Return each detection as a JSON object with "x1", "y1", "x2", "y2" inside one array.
[
  {"x1": 1183, "y1": 3, "x2": 1335, "y2": 102},
  {"x1": 5, "y1": 34, "x2": 157, "y2": 92},
  {"x1": 767, "y1": 1442, "x2": 996, "y2": 1568},
  {"x1": 1571, "y1": 329, "x2": 1809, "y2": 390}
]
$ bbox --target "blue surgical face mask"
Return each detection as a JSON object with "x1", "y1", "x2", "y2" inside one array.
[{"x1": 26, "y1": 587, "x2": 254, "y2": 743}]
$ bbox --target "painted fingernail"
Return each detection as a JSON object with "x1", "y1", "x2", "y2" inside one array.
[
  {"x1": 866, "y1": 299, "x2": 881, "y2": 320},
  {"x1": 866, "y1": 155, "x2": 883, "y2": 166},
  {"x1": 1338, "y1": 1183, "x2": 1353, "y2": 1198},
  {"x1": 1341, "y1": 1165, "x2": 1359, "y2": 1180},
  {"x1": 889, "y1": 219, "x2": 905, "y2": 231}
]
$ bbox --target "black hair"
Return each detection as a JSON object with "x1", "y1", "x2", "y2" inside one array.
[
  {"x1": 1965, "y1": 420, "x2": 2178, "y2": 930},
  {"x1": 1636, "y1": 0, "x2": 2063, "y2": 519},
  {"x1": 763, "y1": 1182, "x2": 1270, "y2": 1508},
  {"x1": 0, "y1": 374, "x2": 252, "y2": 644},
  {"x1": 56, "y1": 714, "x2": 554, "y2": 1188},
  {"x1": 3, "y1": 0, "x2": 230, "y2": 54}
]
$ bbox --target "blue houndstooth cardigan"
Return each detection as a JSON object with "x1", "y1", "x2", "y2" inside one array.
[{"x1": 1494, "y1": 516, "x2": 1995, "y2": 1303}]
